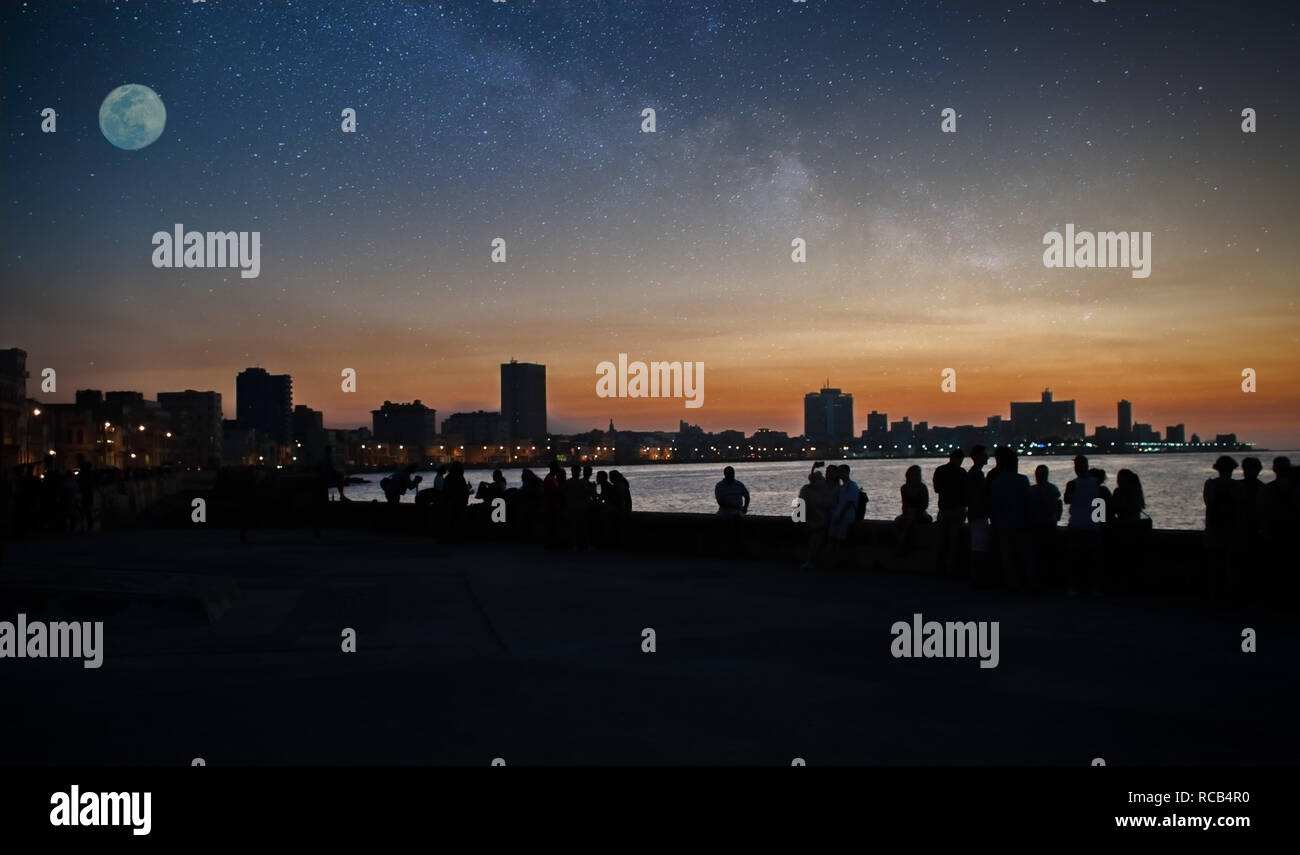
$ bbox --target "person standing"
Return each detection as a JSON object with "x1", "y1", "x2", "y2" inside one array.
[
  {"x1": 826, "y1": 465, "x2": 861, "y2": 570},
  {"x1": 1026, "y1": 464, "x2": 1062, "y2": 589},
  {"x1": 964, "y1": 446, "x2": 991, "y2": 588},
  {"x1": 1064, "y1": 455, "x2": 1102, "y2": 595},
  {"x1": 988, "y1": 448, "x2": 1032, "y2": 591},
  {"x1": 932, "y1": 450, "x2": 967, "y2": 577},
  {"x1": 895, "y1": 464, "x2": 931, "y2": 559},
  {"x1": 798, "y1": 462, "x2": 834, "y2": 570}
]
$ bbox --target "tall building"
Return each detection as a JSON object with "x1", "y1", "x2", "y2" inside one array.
[
  {"x1": 864, "y1": 409, "x2": 888, "y2": 448},
  {"x1": 441, "y1": 410, "x2": 503, "y2": 445},
  {"x1": 371, "y1": 400, "x2": 437, "y2": 450},
  {"x1": 159, "y1": 390, "x2": 224, "y2": 466},
  {"x1": 292, "y1": 404, "x2": 327, "y2": 462},
  {"x1": 1118, "y1": 399, "x2": 1133, "y2": 439},
  {"x1": 501, "y1": 361, "x2": 547, "y2": 441},
  {"x1": 236, "y1": 367, "x2": 292, "y2": 444},
  {"x1": 1009, "y1": 389, "x2": 1083, "y2": 441},
  {"x1": 1166, "y1": 423, "x2": 1186, "y2": 444},
  {"x1": 804, "y1": 384, "x2": 855, "y2": 442}
]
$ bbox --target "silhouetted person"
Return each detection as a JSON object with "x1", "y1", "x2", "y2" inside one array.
[
  {"x1": 1235, "y1": 457, "x2": 1265, "y2": 595},
  {"x1": 1027, "y1": 464, "x2": 1062, "y2": 588},
  {"x1": 609, "y1": 470, "x2": 631, "y2": 516},
  {"x1": 543, "y1": 461, "x2": 566, "y2": 550},
  {"x1": 932, "y1": 450, "x2": 967, "y2": 577},
  {"x1": 1110, "y1": 468, "x2": 1147, "y2": 590},
  {"x1": 894, "y1": 464, "x2": 931, "y2": 559},
  {"x1": 441, "y1": 462, "x2": 470, "y2": 542},
  {"x1": 1111, "y1": 469, "x2": 1146, "y2": 523},
  {"x1": 563, "y1": 463, "x2": 593, "y2": 549},
  {"x1": 476, "y1": 468, "x2": 508, "y2": 502},
  {"x1": 1203, "y1": 455, "x2": 1238, "y2": 593},
  {"x1": 1260, "y1": 457, "x2": 1294, "y2": 534},
  {"x1": 964, "y1": 446, "x2": 990, "y2": 588},
  {"x1": 381, "y1": 464, "x2": 422, "y2": 503},
  {"x1": 798, "y1": 462, "x2": 834, "y2": 570},
  {"x1": 1238, "y1": 457, "x2": 1264, "y2": 536},
  {"x1": 1064, "y1": 455, "x2": 1101, "y2": 595},
  {"x1": 715, "y1": 466, "x2": 750, "y2": 516},
  {"x1": 826, "y1": 465, "x2": 861, "y2": 569},
  {"x1": 316, "y1": 446, "x2": 348, "y2": 502},
  {"x1": 1260, "y1": 457, "x2": 1297, "y2": 595},
  {"x1": 988, "y1": 447, "x2": 1032, "y2": 590}
]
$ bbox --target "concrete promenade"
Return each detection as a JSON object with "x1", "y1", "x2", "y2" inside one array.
[{"x1": 3, "y1": 526, "x2": 1295, "y2": 765}]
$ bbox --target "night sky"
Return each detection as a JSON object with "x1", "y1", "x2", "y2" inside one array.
[{"x1": 2, "y1": 0, "x2": 1297, "y2": 445}]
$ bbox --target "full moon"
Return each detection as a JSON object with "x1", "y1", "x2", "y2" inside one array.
[{"x1": 99, "y1": 84, "x2": 166, "y2": 150}]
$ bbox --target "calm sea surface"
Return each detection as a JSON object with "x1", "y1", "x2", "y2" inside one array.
[{"x1": 346, "y1": 451, "x2": 1297, "y2": 531}]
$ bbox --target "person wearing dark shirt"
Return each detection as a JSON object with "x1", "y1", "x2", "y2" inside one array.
[
  {"x1": 798, "y1": 463, "x2": 835, "y2": 570},
  {"x1": 542, "y1": 461, "x2": 566, "y2": 550},
  {"x1": 1027, "y1": 464, "x2": 1062, "y2": 589},
  {"x1": 988, "y1": 448, "x2": 1032, "y2": 590},
  {"x1": 964, "y1": 446, "x2": 990, "y2": 586},
  {"x1": 715, "y1": 466, "x2": 750, "y2": 516},
  {"x1": 1111, "y1": 469, "x2": 1146, "y2": 524},
  {"x1": 1203, "y1": 455, "x2": 1238, "y2": 594},
  {"x1": 1109, "y1": 468, "x2": 1148, "y2": 590},
  {"x1": 895, "y1": 464, "x2": 931, "y2": 559},
  {"x1": 932, "y1": 450, "x2": 966, "y2": 577}
]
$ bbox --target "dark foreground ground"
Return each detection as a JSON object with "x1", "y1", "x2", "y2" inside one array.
[{"x1": 3, "y1": 528, "x2": 1296, "y2": 765}]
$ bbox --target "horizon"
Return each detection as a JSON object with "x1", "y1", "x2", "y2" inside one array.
[{"x1": 9, "y1": 353, "x2": 1281, "y2": 447}]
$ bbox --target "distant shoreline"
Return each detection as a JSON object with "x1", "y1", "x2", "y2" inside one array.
[{"x1": 342, "y1": 445, "x2": 1266, "y2": 475}]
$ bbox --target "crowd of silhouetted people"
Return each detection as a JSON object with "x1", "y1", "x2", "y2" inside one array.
[
  {"x1": 0, "y1": 457, "x2": 174, "y2": 551},
  {"x1": 319, "y1": 450, "x2": 634, "y2": 550},
  {"x1": 791, "y1": 447, "x2": 1298, "y2": 599},
  {"x1": 7, "y1": 444, "x2": 1296, "y2": 602}
]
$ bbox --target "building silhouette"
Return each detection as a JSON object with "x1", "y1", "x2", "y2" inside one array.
[
  {"x1": 292, "y1": 404, "x2": 327, "y2": 461},
  {"x1": 501, "y1": 360, "x2": 547, "y2": 442},
  {"x1": 804, "y1": 383, "x2": 855, "y2": 443},
  {"x1": 0, "y1": 348, "x2": 28, "y2": 469},
  {"x1": 1118, "y1": 399, "x2": 1133, "y2": 440},
  {"x1": 1166, "y1": 423, "x2": 1186, "y2": 444},
  {"x1": 889, "y1": 416, "x2": 914, "y2": 449},
  {"x1": 371, "y1": 400, "x2": 437, "y2": 452},
  {"x1": 159, "y1": 390, "x2": 223, "y2": 467},
  {"x1": 864, "y1": 409, "x2": 888, "y2": 448},
  {"x1": 236, "y1": 367, "x2": 292, "y2": 445},
  {"x1": 442, "y1": 410, "x2": 503, "y2": 446},
  {"x1": 1010, "y1": 389, "x2": 1084, "y2": 441}
]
